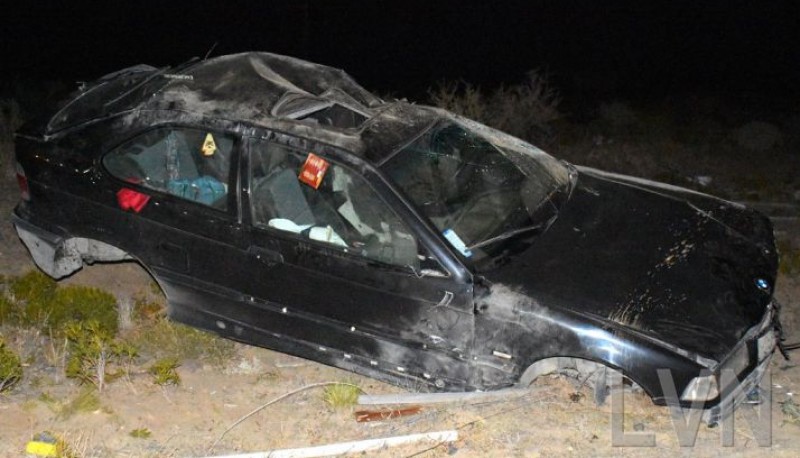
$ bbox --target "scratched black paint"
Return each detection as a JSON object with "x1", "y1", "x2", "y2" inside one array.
[{"x1": 12, "y1": 52, "x2": 780, "y2": 422}]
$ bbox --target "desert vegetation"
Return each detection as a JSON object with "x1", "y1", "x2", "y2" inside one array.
[
  {"x1": 428, "y1": 71, "x2": 799, "y2": 203},
  {"x1": 0, "y1": 270, "x2": 237, "y2": 393},
  {"x1": 0, "y1": 267, "x2": 248, "y2": 454},
  {"x1": 0, "y1": 77, "x2": 799, "y2": 456}
]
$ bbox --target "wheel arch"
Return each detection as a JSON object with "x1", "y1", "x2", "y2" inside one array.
[{"x1": 517, "y1": 355, "x2": 654, "y2": 402}]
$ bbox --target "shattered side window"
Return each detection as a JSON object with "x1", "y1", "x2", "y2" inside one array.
[
  {"x1": 103, "y1": 127, "x2": 234, "y2": 210},
  {"x1": 249, "y1": 139, "x2": 419, "y2": 269}
]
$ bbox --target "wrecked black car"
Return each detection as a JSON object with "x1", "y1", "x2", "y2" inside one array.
[{"x1": 13, "y1": 52, "x2": 781, "y2": 423}]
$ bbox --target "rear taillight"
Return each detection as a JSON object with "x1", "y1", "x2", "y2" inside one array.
[{"x1": 15, "y1": 162, "x2": 30, "y2": 201}]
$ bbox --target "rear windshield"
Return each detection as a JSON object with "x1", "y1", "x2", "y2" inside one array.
[{"x1": 47, "y1": 67, "x2": 158, "y2": 133}]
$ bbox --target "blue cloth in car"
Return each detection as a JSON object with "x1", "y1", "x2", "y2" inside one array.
[{"x1": 168, "y1": 176, "x2": 226, "y2": 205}]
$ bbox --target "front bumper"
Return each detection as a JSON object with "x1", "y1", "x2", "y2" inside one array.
[
  {"x1": 700, "y1": 304, "x2": 778, "y2": 425},
  {"x1": 702, "y1": 352, "x2": 772, "y2": 425}
]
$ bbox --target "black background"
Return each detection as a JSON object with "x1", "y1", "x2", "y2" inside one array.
[{"x1": 3, "y1": 0, "x2": 798, "y2": 105}]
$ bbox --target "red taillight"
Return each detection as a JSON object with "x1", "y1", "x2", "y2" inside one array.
[
  {"x1": 15, "y1": 162, "x2": 30, "y2": 201},
  {"x1": 116, "y1": 187, "x2": 150, "y2": 213}
]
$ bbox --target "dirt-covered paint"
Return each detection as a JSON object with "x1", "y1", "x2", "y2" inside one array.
[{"x1": 12, "y1": 52, "x2": 782, "y2": 425}]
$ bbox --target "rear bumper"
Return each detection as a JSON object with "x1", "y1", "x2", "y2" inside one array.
[
  {"x1": 12, "y1": 207, "x2": 131, "y2": 279},
  {"x1": 12, "y1": 209, "x2": 77, "y2": 279}
]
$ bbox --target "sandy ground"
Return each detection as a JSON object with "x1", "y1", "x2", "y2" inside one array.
[{"x1": 1, "y1": 174, "x2": 799, "y2": 458}]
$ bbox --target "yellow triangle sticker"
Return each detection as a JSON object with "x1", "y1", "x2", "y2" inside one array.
[{"x1": 201, "y1": 133, "x2": 217, "y2": 156}]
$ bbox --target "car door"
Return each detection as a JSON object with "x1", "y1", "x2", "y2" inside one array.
[
  {"x1": 101, "y1": 125, "x2": 250, "y2": 322},
  {"x1": 238, "y1": 135, "x2": 475, "y2": 390}
]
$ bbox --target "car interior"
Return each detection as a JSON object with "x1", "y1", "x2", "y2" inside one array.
[{"x1": 248, "y1": 140, "x2": 419, "y2": 268}]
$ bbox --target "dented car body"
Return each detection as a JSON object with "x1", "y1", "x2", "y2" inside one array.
[{"x1": 13, "y1": 52, "x2": 782, "y2": 423}]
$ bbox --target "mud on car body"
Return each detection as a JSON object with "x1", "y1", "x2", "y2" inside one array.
[{"x1": 13, "y1": 52, "x2": 783, "y2": 424}]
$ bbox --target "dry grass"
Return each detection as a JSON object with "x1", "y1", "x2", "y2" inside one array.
[
  {"x1": 129, "y1": 318, "x2": 237, "y2": 368},
  {"x1": 322, "y1": 382, "x2": 361, "y2": 409}
]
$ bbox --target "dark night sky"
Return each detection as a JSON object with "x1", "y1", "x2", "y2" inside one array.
[{"x1": 3, "y1": 0, "x2": 798, "y2": 104}]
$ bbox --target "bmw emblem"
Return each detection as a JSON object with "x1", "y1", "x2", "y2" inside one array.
[{"x1": 755, "y1": 278, "x2": 770, "y2": 291}]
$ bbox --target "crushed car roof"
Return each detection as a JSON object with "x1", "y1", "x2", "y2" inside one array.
[
  {"x1": 44, "y1": 52, "x2": 440, "y2": 161},
  {"x1": 50, "y1": 53, "x2": 423, "y2": 139}
]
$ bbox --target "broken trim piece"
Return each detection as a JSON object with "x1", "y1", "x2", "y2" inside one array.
[{"x1": 358, "y1": 388, "x2": 531, "y2": 405}]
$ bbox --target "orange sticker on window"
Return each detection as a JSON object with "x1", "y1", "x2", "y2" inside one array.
[{"x1": 298, "y1": 153, "x2": 330, "y2": 189}]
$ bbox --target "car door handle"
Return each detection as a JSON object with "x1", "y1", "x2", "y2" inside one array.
[{"x1": 248, "y1": 246, "x2": 283, "y2": 267}]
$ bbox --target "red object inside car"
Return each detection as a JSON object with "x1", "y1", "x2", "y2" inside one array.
[{"x1": 117, "y1": 187, "x2": 150, "y2": 213}]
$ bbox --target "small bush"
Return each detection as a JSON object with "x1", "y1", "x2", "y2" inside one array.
[
  {"x1": 9, "y1": 270, "x2": 57, "y2": 319},
  {"x1": 45, "y1": 387, "x2": 103, "y2": 420},
  {"x1": 9, "y1": 270, "x2": 57, "y2": 300},
  {"x1": 429, "y1": 69, "x2": 561, "y2": 146},
  {"x1": 133, "y1": 319, "x2": 235, "y2": 367},
  {"x1": 782, "y1": 397, "x2": 800, "y2": 425},
  {"x1": 323, "y1": 383, "x2": 361, "y2": 409},
  {"x1": 429, "y1": 81, "x2": 487, "y2": 124},
  {"x1": 11, "y1": 273, "x2": 119, "y2": 335},
  {"x1": 132, "y1": 295, "x2": 166, "y2": 322},
  {"x1": 129, "y1": 428, "x2": 152, "y2": 439},
  {"x1": 0, "y1": 337, "x2": 23, "y2": 392},
  {"x1": 52, "y1": 286, "x2": 119, "y2": 334},
  {"x1": 148, "y1": 357, "x2": 181, "y2": 386},
  {"x1": 64, "y1": 320, "x2": 137, "y2": 391}
]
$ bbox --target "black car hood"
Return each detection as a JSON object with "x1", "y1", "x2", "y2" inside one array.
[{"x1": 482, "y1": 167, "x2": 778, "y2": 361}]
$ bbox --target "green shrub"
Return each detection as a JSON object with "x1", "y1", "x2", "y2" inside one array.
[
  {"x1": 64, "y1": 320, "x2": 137, "y2": 391},
  {"x1": 148, "y1": 357, "x2": 181, "y2": 386},
  {"x1": 129, "y1": 428, "x2": 152, "y2": 439},
  {"x1": 9, "y1": 270, "x2": 57, "y2": 324},
  {"x1": 9, "y1": 270, "x2": 57, "y2": 300},
  {"x1": 782, "y1": 397, "x2": 800, "y2": 425},
  {"x1": 322, "y1": 382, "x2": 361, "y2": 409},
  {"x1": 48, "y1": 286, "x2": 119, "y2": 335},
  {"x1": 0, "y1": 337, "x2": 23, "y2": 392},
  {"x1": 42, "y1": 387, "x2": 103, "y2": 420},
  {"x1": 132, "y1": 294, "x2": 166, "y2": 322},
  {"x1": 6, "y1": 270, "x2": 119, "y2": 334},
  {"x1": 133, "y1": 319, "x2": 235, "y2": 367}
]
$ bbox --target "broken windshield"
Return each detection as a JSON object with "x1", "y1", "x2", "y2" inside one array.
[{"x1": 381, "y1": 120, "x2": 571, "y2": 268}]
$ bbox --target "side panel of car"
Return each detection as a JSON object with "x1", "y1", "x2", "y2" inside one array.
[
  {"x1": 18, "y1": 113, "x2": 481, "y2": 391},
  {"x1": 82, "y1": 119, "x2": 478, "y2": 390},
  {"x1": 235, "y1": 132, "x2": 476, "y2": 390},
  {"x1": 472, "y1": 303, "x2": 703, "y2": 399},
  {"x1": 16, "y1": 123, "x2": 145, "y2": 258}
]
